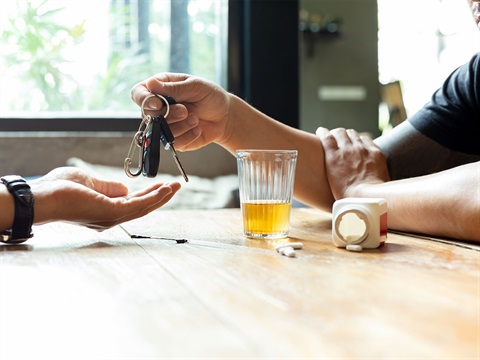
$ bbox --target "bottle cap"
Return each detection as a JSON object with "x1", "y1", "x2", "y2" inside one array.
[{"x1": 334, "y1": 209, "x2": 369, "y2": 245}]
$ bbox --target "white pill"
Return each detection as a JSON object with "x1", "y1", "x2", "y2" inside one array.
[
  {"x1": 275, "y1": 244, "x2": 286, "y2": 252},
  {"x1": 288, "y1": 242, "x2": 304, "y2": 249},
  {"x1": 278, "y1": 246, "x2": 291, "y2": 255},
  {"x1": 275, "y1": 242, "x2": 303, "y2": 252},
  {"x1": 346, "y1": 244, "x2": 363, "y2": 252},
  {"x1": 281, "y1": 246, "x2": 296, "y2": 257}
]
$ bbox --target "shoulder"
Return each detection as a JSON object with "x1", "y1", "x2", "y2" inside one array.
[
  {"x1": 434, "y1": 52, "x2": 479, "y2": 107},
  {"x1": 469, "y1": 52, "x2": 480, "y2": 68},
  {"x1": 407, "y1": 53, "x2": 480, "y2": 155},
  {"x1": 448, "y1": 52, "x2": 480, "y2": 93}
]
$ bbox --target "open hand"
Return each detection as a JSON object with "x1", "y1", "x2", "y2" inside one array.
[{"x1": 31, "y1": 167, "x2": 181, "y2": 230}]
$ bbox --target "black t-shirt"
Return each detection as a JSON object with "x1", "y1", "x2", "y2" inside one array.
[{"x1": 408, "y1": 53, "x2": 480, "y2": 155}]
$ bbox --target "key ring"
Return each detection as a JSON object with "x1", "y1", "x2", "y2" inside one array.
[
  {"x1": 124, "y1": 94, "x2": 171, "y2": 178},
  {"x1": 141, "y1": 94, "x2": 170, "y2": 119}
]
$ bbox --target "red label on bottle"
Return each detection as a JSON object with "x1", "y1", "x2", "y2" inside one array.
[{"x1": 379, "y1": 212, "x2": 388, "y2": 243}]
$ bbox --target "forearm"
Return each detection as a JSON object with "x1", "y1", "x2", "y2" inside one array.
[
  {"x1": 0, "y1": 185, "x2": 15, "y2": 232},
  {"x1": 221, "y1": 95, "x2": 335, "y2": 211},
  {"x1": 351, "y1": 162, "x2": 480, "y2": 242}
]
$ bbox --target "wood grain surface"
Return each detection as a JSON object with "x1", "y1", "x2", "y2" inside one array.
[{"x1": 1, "y1": 208, "x2": 478, "y2": 359}]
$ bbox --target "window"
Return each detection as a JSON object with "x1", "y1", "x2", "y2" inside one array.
[
  {"x1": 0, "y1": 0, "x2": 299, "y2": 132},
  {"x1": 378, "y1": 0, "x2": 480, "y2": 118},
  {"x1": 0, "y1": 0, "x2": 228, "y2": 128}
]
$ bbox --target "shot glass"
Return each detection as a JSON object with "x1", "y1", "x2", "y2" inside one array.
[{"x1": 236, "y1": 149, "x2": 298, "y2": 239}]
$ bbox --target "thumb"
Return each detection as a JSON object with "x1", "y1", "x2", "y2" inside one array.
[
  {"x1": 146, "y1": 74, "x2": 205, "y2": 105},
  {"x1": 146, "y1": 74, "x2": 188, "y2": 97}
]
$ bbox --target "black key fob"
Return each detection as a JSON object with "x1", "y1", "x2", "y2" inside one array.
[
  {"x1": 161, "y1": 95, "x2": 177, "y2": 106},
  {"x1": 142, "y1": 116, "x2": 161, "y2": 177},
  {"x1": 159, "y1": 116, "x2": 174, "y2": 149},
  {"x1": 124, "y1": 94, "x2": 188, "y2": 180}
]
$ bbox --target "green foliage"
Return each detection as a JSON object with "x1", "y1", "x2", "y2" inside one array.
[
  {"x1": 1, "y1": 0, "x2": 150, "y2": 113},
  {"x1": 1, "y1": 0, "x2": 224, "y2": 114},
  {"x1": 2, "y1": 0, "x2": 86, "y2": 111}
]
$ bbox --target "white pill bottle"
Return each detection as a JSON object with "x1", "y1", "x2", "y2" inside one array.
[{"x1": 332, "y1": 198, "x2": 387, "y2": 251}]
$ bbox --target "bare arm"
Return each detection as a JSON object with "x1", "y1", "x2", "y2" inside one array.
[
  {"x1": 223, "y1": 96, "x2": 335, "y2": 210},
  {"x1": 1, "y1": 167, "x2": 181, "y2": 233},
  {"x1": 131, "y1": 74, "x2": 335, "y2": 211},
  {"x1": 317, "y1": 127, "x2": 480, "y2": 242},
  {"x1": 352, "y1": 163, "x2": 480, "y2": 241}
]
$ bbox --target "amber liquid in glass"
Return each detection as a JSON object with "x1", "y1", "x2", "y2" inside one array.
[{"x1": 241, "y1": 201, "x2": 292, "y2": 238}]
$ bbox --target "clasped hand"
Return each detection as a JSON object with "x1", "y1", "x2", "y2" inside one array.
[{"x1": 316, "y1": 127, "x2": 390, "y2": 200}]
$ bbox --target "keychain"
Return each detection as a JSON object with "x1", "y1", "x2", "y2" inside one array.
[{"x1": 124, "y1": 94, "x2": 189, "y2": 182}]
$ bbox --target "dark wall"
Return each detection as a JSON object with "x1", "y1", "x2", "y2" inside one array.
[
  {"x1": 229, "y1": 0, "x2": 299, "y2": 128},
  {"x1": 299, "y1": 0, "x2": 380, "y2": 136}
]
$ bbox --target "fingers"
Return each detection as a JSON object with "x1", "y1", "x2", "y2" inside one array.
[
  {"x1": 316, "y1": 127, "x2": 339, "y2": 150},
  {"x1": 317, "y1": 127, "x2": 373, "y2": 148},
  {"x1": 121, "y1": 183, "x2": 177, "y2": 210},
  {"x1": 360, "y1": 134, "x2": 376, "y2": 147},
  {"x1": 149, "y1": 72, "x2": 191, "y2": 83},
  {"x1": 95, "y1": 182, "x2": 182, "y2": 228},
  {"x1": 92, "y1": 178, "x2": 129, "y2": 198},
  {"x1": 144, "y1": 103, "x2": 188, "y2": 119},
  {"x1": 121, "y1": 182, "x2": 181, "y2": 218},
  {"x1": 346, "y1": 128, "x2": 362, "y2": 142},
  {"x1": 131, "y1": 78, "x2": 171, "y2": 111},
  {"x1": 130, "y1": 74, "x2": 205, "y2": 152},
  {"x1": 134, "y1": 94, "x2": 189, "y2": 121},
  {"x1": 126, "y1": 181, "x2": 179, "y2": 199},
  {"x1": 175, "y1": 130, "x2": 204, "y2": 151},
  {"x1": 131, "y1": 73, "x2": 193, "y2": 109},
  {"x1": 168, "y1": 113, "x2": 200, "y2": 139},
  {"x1": 315, "y1": 126, "x2": 330, "y2": 139},
  {"x1": 130, "y1": 183, "x2": 180, "y2": 213}
]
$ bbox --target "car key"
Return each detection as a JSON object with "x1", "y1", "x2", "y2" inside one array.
[
  {"x1": 124, "y1": 93, "x2": 189, "y2": 182},
  {"x1": 141, "y1": 115, "x2": 161, "y2": 177},
  {"x1": 158, "y1": 115, "x2": 189, "y2": 182},
  {"x1": 154, "y1": 94, "x2": 189, "y2": 182}
]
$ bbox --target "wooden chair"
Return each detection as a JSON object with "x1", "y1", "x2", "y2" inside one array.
[{"x1": 380, "y1": 80, "x2": 407, "y2": 127}]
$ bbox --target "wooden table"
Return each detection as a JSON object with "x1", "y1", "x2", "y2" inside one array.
[{"x1": 1, "y1": 208, "x2": 479, "y2": 359}]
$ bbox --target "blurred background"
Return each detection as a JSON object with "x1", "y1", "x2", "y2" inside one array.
[{"x1": 1, "y1": 0, "x2": 479, "y2": 182}]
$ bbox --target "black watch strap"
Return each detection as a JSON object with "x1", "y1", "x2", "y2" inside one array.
[{"x1": 1, "y1": 175, "x2": 34, "y2": 244}]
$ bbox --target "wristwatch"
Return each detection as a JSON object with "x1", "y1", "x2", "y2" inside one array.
[{"x1": 1, "y1": 176, "x2": 34, "y2": 244}]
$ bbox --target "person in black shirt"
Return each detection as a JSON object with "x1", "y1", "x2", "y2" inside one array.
[{"x1": 376, "y1": 53, "x2": 480, "y2": 180}]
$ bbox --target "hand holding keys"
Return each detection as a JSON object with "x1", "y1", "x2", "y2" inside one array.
[{"x1": 124, "y1": 94, "x2": 189, "y2": 182}]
